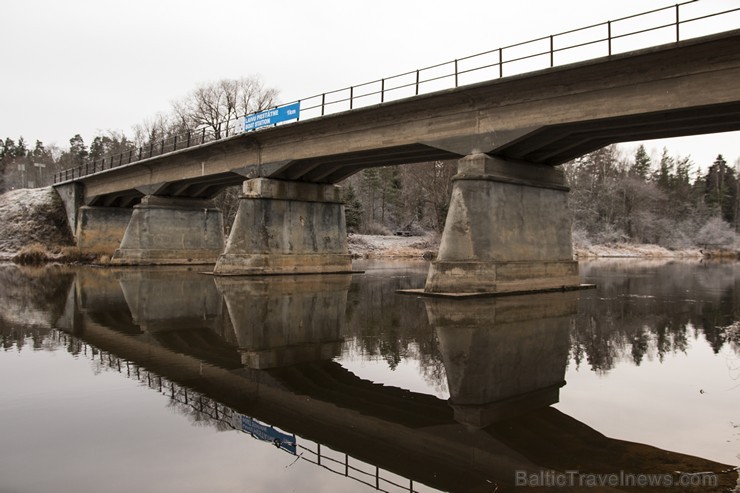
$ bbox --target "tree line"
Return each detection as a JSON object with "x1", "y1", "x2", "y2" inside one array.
[
  {"x1": 564, "y1": 144, "x2": 739, "y2": 248},
  {"x1": 0, "y1": 76, "x2": 277, "y2": 193}
]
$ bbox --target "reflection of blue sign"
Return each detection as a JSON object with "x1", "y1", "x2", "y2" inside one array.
[
  {"x1": 244, "y1": 102, "x2": 300, "y2": 131},
  {"x1": 239, "y1": 414, "x2": 297, "y2": 454}
]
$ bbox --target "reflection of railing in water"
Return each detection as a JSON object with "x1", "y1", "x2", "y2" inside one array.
[{"x1": 55, "y1": 331, "x2": 435, "y2": 493}]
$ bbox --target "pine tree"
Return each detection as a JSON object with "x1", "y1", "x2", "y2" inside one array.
[
  {"x1": 630, "y1": 144, "x2": 651, "y2": 180},
  {"x1": 704, "y1": 154, "x2": 737, "y2": 224},
  {"x1": 343, "y1": 184, "x2": 363, "y2": 233}
]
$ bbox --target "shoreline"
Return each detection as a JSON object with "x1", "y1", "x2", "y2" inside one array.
[{"x1": 0, "y1": 234, "x2": 737, "y2": 265}]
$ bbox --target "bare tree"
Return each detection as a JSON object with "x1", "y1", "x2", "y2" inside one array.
[{"x1": 172, "y1": 76, "x2": 278, "y2": 139}]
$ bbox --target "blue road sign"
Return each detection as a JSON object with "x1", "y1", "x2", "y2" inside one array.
[
  {"x1": 244, "y1": 102, "x2": 300, "y2": 131},
  {"x1": 239, "y1": 414, "x2": 297, "y2": 454}
]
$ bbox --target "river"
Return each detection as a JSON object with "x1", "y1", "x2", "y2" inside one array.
[{"x1": 0, "y1": 259, "x2": 737, "y2": 492}]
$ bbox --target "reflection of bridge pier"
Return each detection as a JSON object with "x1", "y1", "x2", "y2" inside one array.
[
  {"x1": 427, "y1": 292, "x2": 575, "y2": 428},
  {"x1": 216, "y1": 274, "x2": 351, "y2": 368}
]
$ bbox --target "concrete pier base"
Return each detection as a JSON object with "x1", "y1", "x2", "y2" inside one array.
[
  {"x1": 214, "y1": 178, "x2": 352, "y2": 275},
  {"x1": 424, "y1": 154, "x2": 580, "y2": 295},
  {"x1": 76, "y1": 206, "x2": 133, "y2": 254},
  {"x1": 111, "y1": 196, "x2": 224, "y2": 265}
]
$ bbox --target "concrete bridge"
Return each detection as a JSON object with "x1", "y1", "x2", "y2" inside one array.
[{"x1": 54, "y1": 21, "x2": 740, "y2": 294}]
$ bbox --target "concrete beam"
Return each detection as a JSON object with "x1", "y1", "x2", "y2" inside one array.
[
  {"x1": 214, "y1": 178, "x2": 352, "y2": 275},
  {"x1": 111, "y1": 195, "x2": 224, "y2": 265},
  {"x1": 423, "y1": 154, "x2": 580, "y2": 295}
]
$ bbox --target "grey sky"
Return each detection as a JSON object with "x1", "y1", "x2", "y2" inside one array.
[{"x1": 1, "y1": 0, "x2": 737, "y2": 169}]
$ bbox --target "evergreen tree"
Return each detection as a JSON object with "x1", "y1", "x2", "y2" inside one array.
[
  {"x1": 654, "y1": 147, "x2": 674, "y2": 191},
  {"x1": 15, "y1": 137, "x2": 28, "y2": 158},
  {"x1": 704, "y1": 154, "x2": 737, "y2": 224},
  {"x1": 68, "y1": 134, "x2": 88, "y2": 166},
  {"x1": 630, "y1": 144, "x2": 651, "y2": 179},
  {"x1": 343, "y1": 184, "x2": 363, "y2": 233}
]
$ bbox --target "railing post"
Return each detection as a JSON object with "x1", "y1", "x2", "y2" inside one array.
[
  {"x1": 415, "y1": 69, "x2": 419, "y2": 95},
  {"x1": 608, "y1": 21, "x2": 612, "y2": 55},
  {"x1": 118, "y1": 153, "x2": 122, "y2": 166},
  {"x1": 349, "y1": 86, "x2": 353, "y2": 109},
  {"x1": 454, "y1": 59, "x2": 459, "y2": 87},
  {"x1": 321, "y1": 93, "x2": 326, "y2": 116},
  {"x1": 128, "y1": 150, "x2": 133, "y2": 163},
  {"x1": 138, "y1": 147, "x2": 142, "y2": 161},
  {"x1": 499, "y1": 47, "x2": 503, "y2": 78},
  {"x1": 149, "y1": 141, "x2": 154, "y2": 157},
  {"x1": 381, "y1": 78, "x2": 385, "y2": 103},
  {"x1": 675, "y1": 3, "x2": 680, "y2": 42},
  {"x1": 202, "y1": 127, "x2": 206, "y2": 144},
  {"x1": 173, "y1": 135, "x2": 178, "y2": 150},
  {"x1": 186, "y1": 130, "x2": 191, "y2": 147},
  {"x1": 550, "y1": 35, "x2": 554, "y2": 67}
]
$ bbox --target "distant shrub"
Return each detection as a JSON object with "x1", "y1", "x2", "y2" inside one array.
[
  {"x1": 58, "y1": 246, "x2": 99, "y2": 264},
  {"x1": 695, "y1": 217, "x2": 738, "y2": 248}
]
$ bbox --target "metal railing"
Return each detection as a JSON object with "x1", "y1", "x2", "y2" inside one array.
[
  {"x1": 54, "y1": 0, "x2": 740, "y2": 184},
  {"x1": 54, "y1": 331, "x2": 436, "y2": 493}
]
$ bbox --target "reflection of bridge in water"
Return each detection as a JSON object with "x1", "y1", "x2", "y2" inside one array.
[{"x1": 55, "y1": 268, "x2": 733, "y2": 492}]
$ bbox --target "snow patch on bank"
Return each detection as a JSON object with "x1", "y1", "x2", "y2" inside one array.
[
  {"x1": 0, "y1": 187, "x2": 74, "y2": 259},
  {"x1": 576, "y1": 243, "x2": 704, "y2": 258}
]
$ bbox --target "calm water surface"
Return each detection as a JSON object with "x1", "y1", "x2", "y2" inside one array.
[{"x1": 0, "y1": 259, "x2": 738, "y2": 492}]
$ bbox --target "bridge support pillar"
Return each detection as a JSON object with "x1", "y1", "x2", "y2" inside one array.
[
  {"x1": 424, "y1": 153, "x2": 579, "y2": 295},
  {"x1": 214, "y1": 178, "x2": 352, "y2": 275},
  {"x1": 111, "y1": 196, "x2": 224, "y2": 265}
]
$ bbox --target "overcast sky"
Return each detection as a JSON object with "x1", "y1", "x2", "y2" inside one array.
[{"x1": 1, "y1": 0, "x2": 738, "y2": 169}]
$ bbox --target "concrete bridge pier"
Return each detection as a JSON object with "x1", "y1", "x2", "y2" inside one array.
[
  {"x1": 111, "y1": 195, "x2": 224, "y2": 265},
  {"x1": 424, "y1": 153, "x2": 579, "y2": 295},
  {"x1": 214, "y1": 178, "x2": 352, "y2": 275}
]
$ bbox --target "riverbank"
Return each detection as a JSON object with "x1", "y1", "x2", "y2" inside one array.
[{"x1": 0, "y1": 187, "x2": 737, "y2": 263}]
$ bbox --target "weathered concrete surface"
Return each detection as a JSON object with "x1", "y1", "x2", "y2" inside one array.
[
  {"x1": 426, "y1": 291, "x2": 575, "y2": 427},
  {"x1": 54, "y1": 182, "x2": 83, "y2": 238},
  {"x1": 111, "y1": 196, "x2": 224, "y2": 265},
  {"x1": 214, "y1": 178, "x2": 352, "y2": 275},
  {"x1": 216, "y1": 274, "x2": 351, "y2": 368},
  {"x1": 424, "y1": 154, "x2": 579, "y2": 294},
  {"x1": 76, "y1": 206, "x2": 132, "y2": 254}
]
